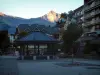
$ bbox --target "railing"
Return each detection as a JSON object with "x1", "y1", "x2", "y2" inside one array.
[
  {"x1": 95, "y1": 0, "x2": 100, "y2": 6},
  {"x1": 91, "y1": 11, "x2": 95, "y2": 16},
  {"x1": 84, "y1": 6, "x2": 89, "y2": 11},
  {"x1": 84, "y1": 19, "x2": 95, "y2": 27},
  {"x1": 84, "y1": 17, "x2": 100, "y2": 27},
  {"x1": 84, "y1": 1, "x2": 100, "y2": 11},
  {"x1": 85, "y1": 11, "x2": 95, "y2": 19},
  {"x1": 95, "y1": 18, "x2": 100, "y2": 24},
  {"x1": 91, "y1": 19, "x2": 95, "y2": 24},
  {"x1": 95, "y1": 9, "x2": 100, "y2": 15},
  {"x1": 84, "y1": 2, "x2": 95, "y2": 11},
  {"x1": 85, "y1": 9, "x2": 100, "y2": 19}
]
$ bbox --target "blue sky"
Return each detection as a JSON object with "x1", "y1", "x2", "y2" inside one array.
[{"x1": 0, "y1": 0, "x2": 83, "y2": 18}]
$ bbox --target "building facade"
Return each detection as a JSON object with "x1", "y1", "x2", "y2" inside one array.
[
  {"x1": 63, "y1": 5, "x2": 84, "y2": 31},
  {"x1": 73, "y1": 5, "x2": 84, "y2": 26},
  {"x1": 57, "y1": 5, "x2": 84, "y2": 41},
  {"x1": 83, "y1": 0, "x2": 100, "y2": 32},
  {"x1": 79, "y1": 0, "x2": 100, "y2": 55}
]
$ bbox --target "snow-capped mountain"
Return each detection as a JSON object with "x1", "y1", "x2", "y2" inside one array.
[
  {"x1": 0, "y1": 11, "x2": 60, "y2": 27},
  {"x1": 0, "y1": 12, "x2": 5, "y2": 16},
  {"x1": 41, "y1": 10, "x2": 60, "y2": 22}
]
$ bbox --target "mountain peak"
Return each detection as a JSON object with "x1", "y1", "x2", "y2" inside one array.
[
  {"x1": 0, "y1": 12, "x2": 5, "y2": 16},
  {"x1": 0, "y1": 11, "x2": 60, "y2": 27},
  {"x1": 49, "y1": 10, "x2": 56, "y2": 14},
  {"x1": 42, "y1": 10, "x2": 60, "y2": 22}
]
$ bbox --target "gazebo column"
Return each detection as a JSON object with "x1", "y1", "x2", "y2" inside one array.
[
  {"x1": 34, "y1": 45, "x2": 36, "y2": 55},
  {"x1": 26, "y1": 45, "x2": 28, "y2": 55},
  {"x1": 22, "y1": 45, "x2": 25, "y2": 60},
  {"x1": 21, "y1": 45, "x2": 24, "y2": 56},
  {"x1": 27, "y1": 45, "x2": 28, "y2": 50},
  {"x1": 23, "y1": 45, "x2": 25, "y2": 56},
  {"x1": 47, "y1": 44, "x2": 49, "y2": 54},
  {"x1": 51, "y1": 44, "x2": 54, "y2": 55},
  {"x1": 19, "y1": 45, "x2": 24, "y2": 60},
  {"x1": 53, "y1": 43, "x2": 56, "y2": 55},
  {"x1": 49, "y1": 44, "x2": 54, "y2": 55},
  {"x1": 47, "y1": 44, "x2": 51, "y2": 55},
  {"x1": 19, "y1": 45, "x2": 22, "y2": 56},
  {"x1": 38, "y1": 44, "x2": 40, "y2": 55},
  {"x1": 47, "y1": 44, "x2": 50, "y2": 50}
]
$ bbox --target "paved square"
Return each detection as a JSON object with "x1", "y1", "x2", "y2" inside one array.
[{"x1": 18, "y1": 59, "x2": 100, "y2": 75}]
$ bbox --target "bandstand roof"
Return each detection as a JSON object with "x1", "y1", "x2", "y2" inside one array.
[{"x1": 15, "y1": 31, "x2": 59, "y2": 44}]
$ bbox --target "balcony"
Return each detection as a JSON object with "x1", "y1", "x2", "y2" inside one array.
[
  {"x1": 84, "y1": 6, "x2": 89, "y2": 11},
  {"x1": 84, "y1": 1, "x2": 100, "y2": 12},
  {"x1": 84, "y1": 2, "x2": 95, "y2": 10},
  {"x1": 85, "y1": 11, "x2": 95, "y2": 19},
  {"x1": 95, "y1": 9, "x2": 100, "y2": 15},
  {"x1": 90, "y1": 2, "x2": 95, "y2": 8},
  {"x1": 84, "y1": 19, "x2": 95, "y2": 27},
  {"x1": 95, "y1": 17, "x2": 100, "y2": 25},
  {"x1": 85, "y1": 8, "x2": 100, "y2": 20},
  {"x1": 84, "y1": 17, "x2": 100, "y2": 27},
  {"x1": 95, "y1": 0, "x2": 100, "y2": 6},
  {"x1": 84, "y1": 22, "x2": 91, "y2": 27},
  {"x1": 91, "y1": 18, "x2": 95, "y2": 24}
]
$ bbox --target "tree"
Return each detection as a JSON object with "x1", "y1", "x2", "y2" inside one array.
[
  {"x1": 56, "y1": 11, "x2": 83, "y2": 53},
  {"x1": 18, "y1": 31, "x2": 28, "y2": 38},
  {"x1": 62, "y1": 22, "x2": 83, "y2": 53},
  {"x1": 0, "y1": 31, "x2": 10, "y2": 54},
  {"x1": 0, "y1": 20, "x2": 11, "y2": 54},
  {"x1": 56, "y1": 13, "x2": 67, "y2": 28}
]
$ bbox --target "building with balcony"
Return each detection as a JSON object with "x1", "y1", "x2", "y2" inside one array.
[
  {"x1": 84, "y1": 0, "x2": 100, "y2": 32},
  {"x1": 63, "y1": 5, "x2": 84, "y2": 30},
  {"x1": 73, "y1": 5, "x2": 84, "y2": 25},
  {"x1": 83, "y1": 0, "x2": 100, "y2": 44},
  {"x1": 58, "y1": 5, "x2": 84, "y2": 40},
  {"x1": 78, "y1": 0, "x2": 100, "y2": 55}
]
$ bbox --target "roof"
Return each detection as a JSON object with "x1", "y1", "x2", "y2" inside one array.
[
  {"x1": 8, "y1": 27, "x2": 16, "y2": 34},
  {"x1": 16, "y1": 31, "x2": 59, "y2": 44},
  {"x1": 18, "y1": 24, "x2": 29, "y2": 32},
  {"x1": 45, "y1": 27, "x2": 59, "y2": 34},
  {"x1": 18, "y1": 24, "x2": 59, "y2": 35},
  {"x1": 73, "y1": 5, "x2": 84, "y2": 13}
]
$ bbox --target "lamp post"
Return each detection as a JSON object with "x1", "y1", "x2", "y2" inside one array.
[
  {"x1": 71, "y1": 48, "x2": 74, "y2": 64},
  {"x1": 71, "y1": 42, "x2": 75, "y2": 64}
]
